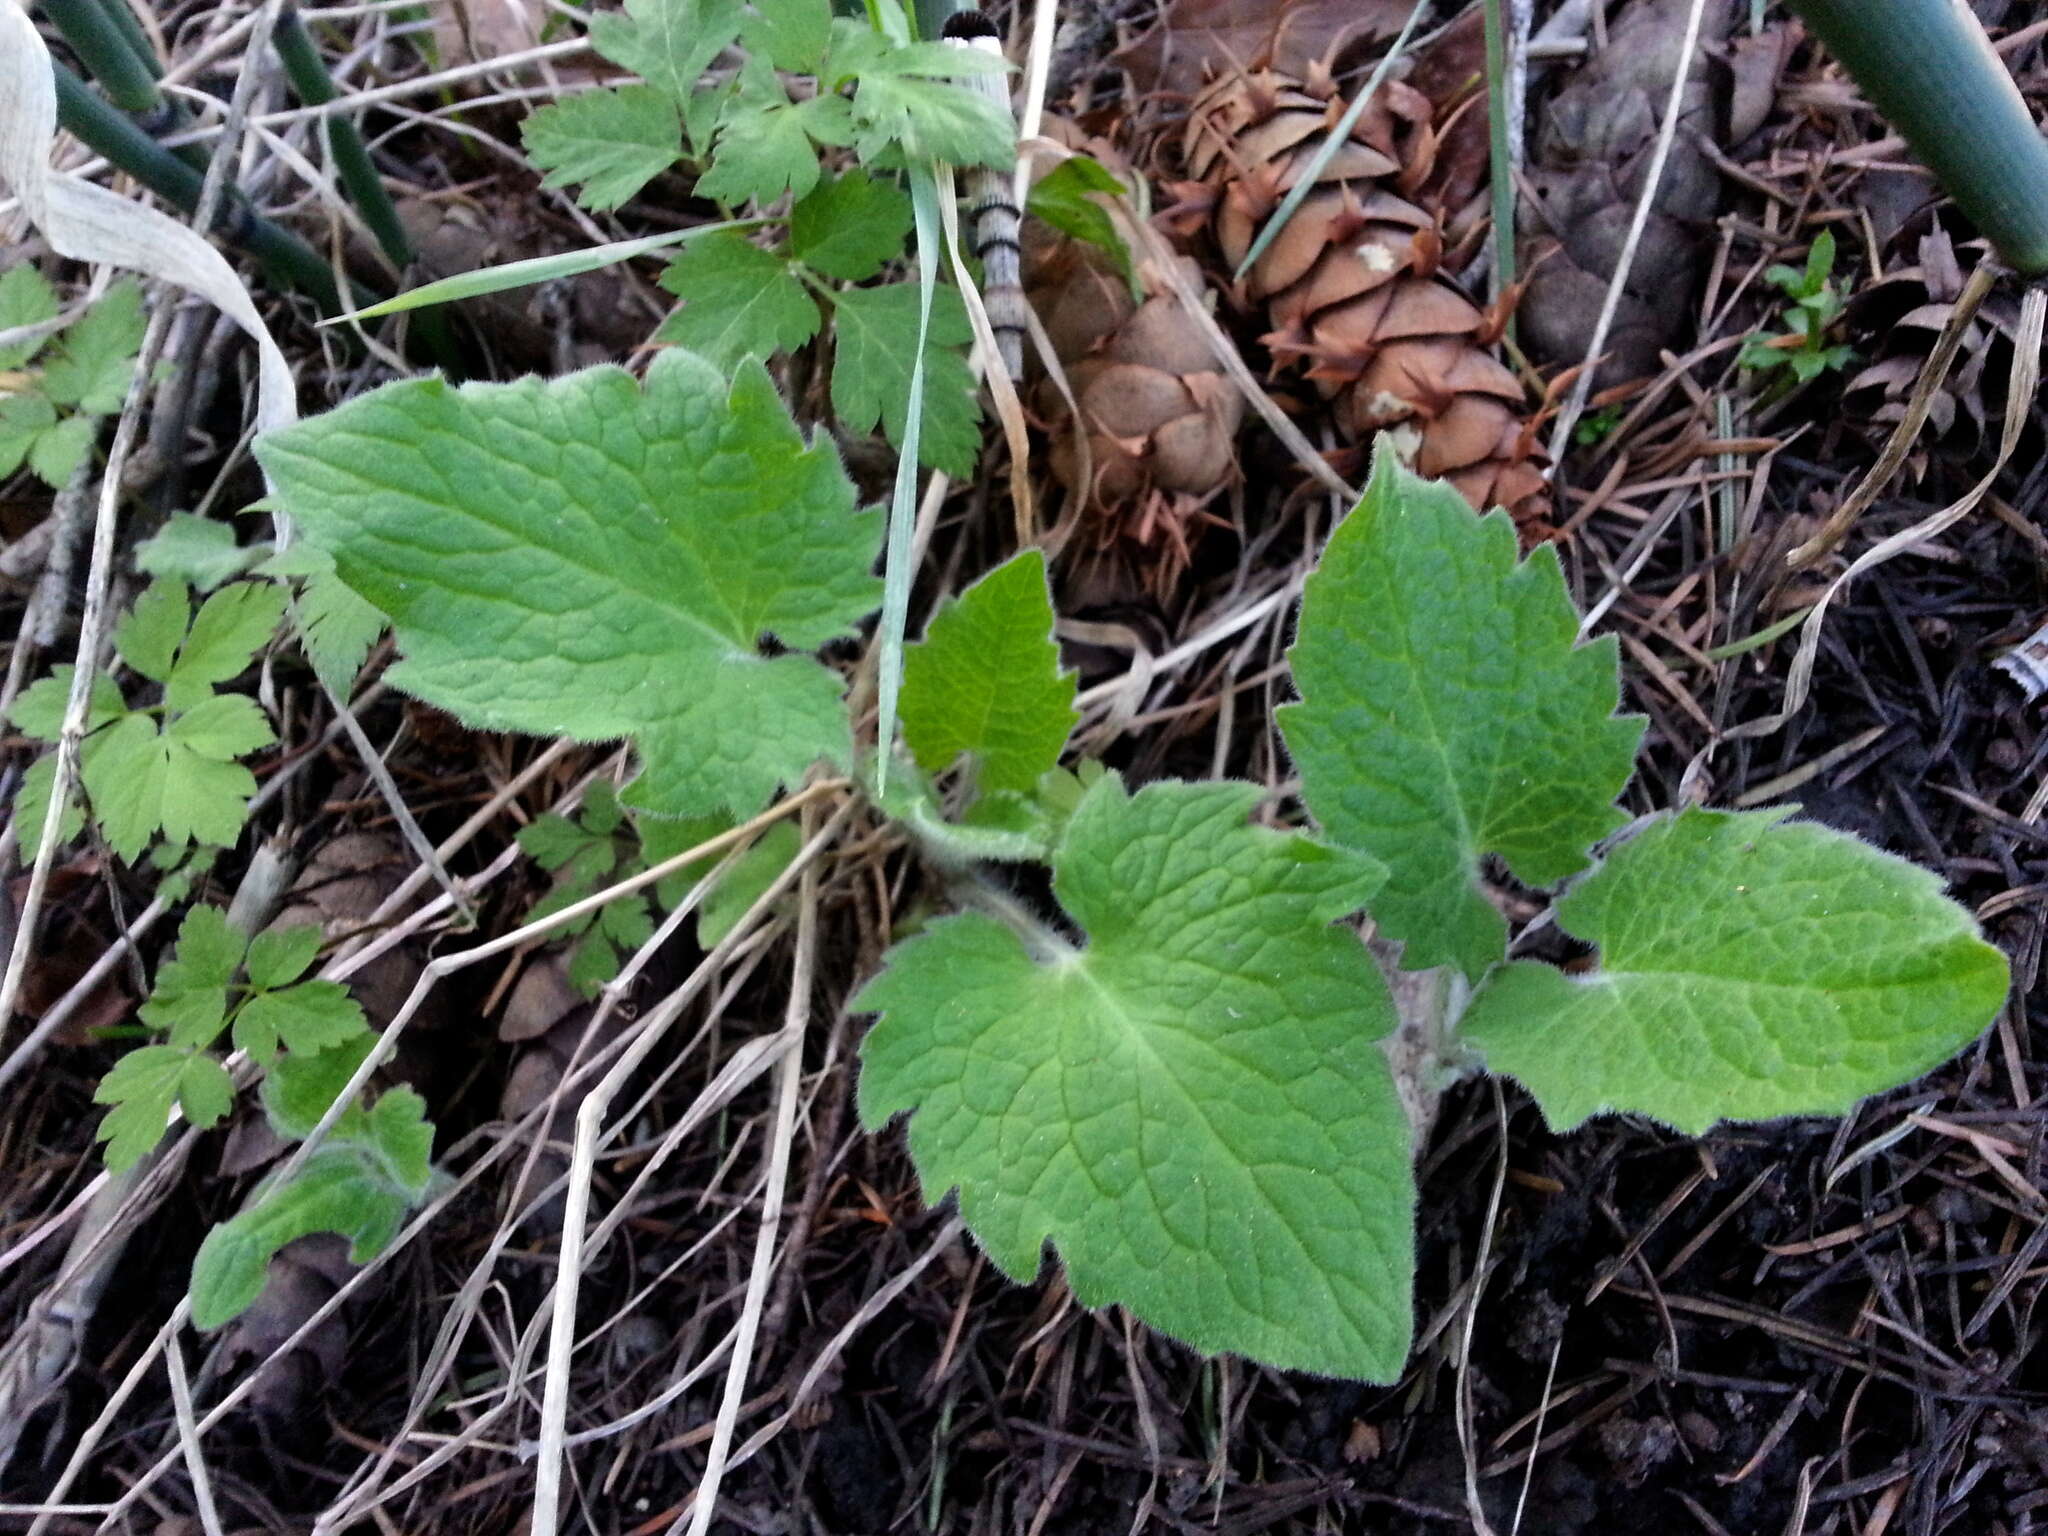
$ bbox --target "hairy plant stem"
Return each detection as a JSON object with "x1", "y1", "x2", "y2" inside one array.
[
  {"x1": 1371, "y1": 942, "x2": 1480, "y2": 1150},
  {"x1": 950, "y1": 867, "x2": 1076, "y2": 966}
]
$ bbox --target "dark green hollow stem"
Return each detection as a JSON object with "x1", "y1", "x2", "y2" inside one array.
[
  {"x1": 52, "y1": 62, "x2": 359, "y2": 313},
  {"x1": 92, "y1": 0, "x2": 160, "y2": 88},
  {"x1": 42, "y1": 0, "x2": 158, "y2": 112},
  {"x1": 273, "y1": 3, "x2": 414, "y2": 271},
  {"x1": 1789, "y1": 0, "x2": 2048, "y2": 275},
  {"x1": 40, "y1": 0, "x2": 208, "y2": 170}
]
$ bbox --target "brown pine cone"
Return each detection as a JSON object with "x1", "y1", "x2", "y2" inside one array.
[
  {"x1": 1026, "y1": 124, "x2": 1247, "y2": 601},
  {"x1": 1176, "y1": 64, "x2": 1551, "y2": 532}
]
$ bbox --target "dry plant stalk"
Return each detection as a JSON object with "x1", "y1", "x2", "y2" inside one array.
[{"x1": 1171, "y1": 62, "x2": 1553, "y2": 536}]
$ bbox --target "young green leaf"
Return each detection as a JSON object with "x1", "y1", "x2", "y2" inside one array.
[
  {"x1": 262, "y1": 1036, "x2": 376, "y2": 1141},
  {"x1": 518, "y1": 810, "x2": 598, "y2": 870},
  {"x1": 827, "y1": 30, "x2": 1016, "y2": 169},
  {"x1": 900, "y1": 549, "x2": 1077, "y2": 795},
  {"x1": 697, "y1": 63, "x2": 852, "y2": 205},
  {"x1": 136, "y1": 513, "x2": 264, "y2": 590},
  {"x1": 595, "y1": 891, "x2": 657, "y2": 950},
  {"x1": 1803, "y1": 230, "x2": 1836, "y2": 294},
  {"x1": 363, "y1": 1087, "x2": 435, "y2": 1194},
  {"x1": 255, "y1": 352, "x2": 883, "y2": 819},
  {"x1": 1025, "y1": 156, "x2": 1132, "y2": 281},
  {"x1": 27, "y1": 414, "x2": 93, "y2": 485},
  {"x1": 655, "y1": 232, "x2": 821, "y2": 368},
  {"x1": 1461, "y1": 808, "x2": 2009, "y2": 1134},
  {"x1": 738, "y1": 0, "x2": 830, "y2": 73},
  {"x1": 0, "y1": 393, "x2": 56, "y2": 479},
  {"x1": 39, "y1": 278, "x2": 144, "y2": 413},
  {"x1": 14, "y1": 757, "x2": 84, "y2": 857},
  {"x1": 94, "y1": 1044, "x2": 234, "y2": 1171},
  {"x1": 117, "y1": 576, "x2": 192, "y2": 683},
  {"x1": 581, "y1": 779, "x2": 625, "y2": 836},
  {"x1": 139, "y1": 904, "x2": 244, "y2": 1046},
  {"x1": 1281, "y1": 443, "x2": 1644, "y2": 978},
  {"x1": 73, "y1": 684, "x2": 271, "y2": 861},
  {"x1": 189, "y1": 1146, "x2": 414, "y2": 1330},
  {"x1": 6, "y1": 664, "x2": 124, "y2": 741},
  {"x1": 234, "y1": 980, "x2": 367, "y2": 1063},
  {"x1": 857, "y1": 774, "x2": 1413, "y2": 1379},
  {"x1": 260, "y1": 545, "x2": 389, "y2": 696},
  {"x1": 77, "y1": 718, "x2": 166, "y2": 859},
  {"x1": 587, "y1": 0, "x2": 745, "y2": 113},
  {"x1": 696, "y1": 818, "x2": 800, "y2": 948},
  {"x1": 245, "y1": 924, "x2": 323, "y2": 990},
  {"x1": 0, "y1": 263, "x2": 58, "y2": 368},
  {"x1": 639, "y1": 812, "x2": 736, "y2": 903},
  {"x1": 831, "y1": 282, "x2": 981, "y2": 476},
  {"x1": 167, "y1": 580, "x2": 288, "y2": 711},
  {"x1": 790, "y1": 168, "x2": 914, "y2": 282},
  {"x1": 559, "y1": 919, "x2": 619, "y2": 992},
  {"x1": 521, "y1": 85, "x2": 682, "y2": 212}
]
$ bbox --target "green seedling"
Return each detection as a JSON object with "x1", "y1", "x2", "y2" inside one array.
[
  {"x1": 8, "y1": 577, "x2": 284, "y2": 862},
  {"x1": 517, "y1": 780, "x2": 802, "y2": 994},
  {"x1": 90, "y1": 904, "x2": 438, "y2": 1331},
  {"x1": 1739, "y1": 230, "x2": 1856, "y2": 387},
  {"x1": 1573, "y1": 402, "x2": 1625, "y2": 445},
  {"x1": 515, "y1": 0, "x2": 1014, "y2": 474},
  {"x1": 0, "y1": 265, "x2": 144, "y2": 486}
]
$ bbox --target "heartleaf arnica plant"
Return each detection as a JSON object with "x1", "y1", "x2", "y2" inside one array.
[{"x1": 260, "y1": 341, "x2": 2009, "y2": 1378}]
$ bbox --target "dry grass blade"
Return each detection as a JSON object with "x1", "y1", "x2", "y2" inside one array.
[
  {"x1": 1784, "y1": 262, "x2": 1997, "y2": 570},
  {"x1": 1540, "y1": 0, "x2": 1714, "y2": 463},
  {"x1": 530, "y1": 795, "x2": 858, "y2": 1536},
  {"x1": 680, "y1": 802, "x2": 822, "y2": 1536},
  {"x1": 1727, "y1": 280, "x2": 2045, "y2": 743}
]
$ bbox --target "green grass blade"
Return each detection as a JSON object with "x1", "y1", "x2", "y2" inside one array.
[
  {"x1": 325, "y1": 222, "x2": 761, "y2": 324},
  {"x1": 1789, "y1": 0, "x2": 2048, "y2": 275},
  {"x1": 1704, "y1": 605, "x2": 1817, "y2": 661},
  {"x1": 872, "y1": 166, "x2": 942, "y2": 792},
  {"x1": 1482, "y1": 0, "x2": 1516, "y2": 308}
]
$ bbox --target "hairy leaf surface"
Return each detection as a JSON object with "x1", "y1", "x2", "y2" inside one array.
[
  {"x1": 1282, "y1": 444, "x2": 1643, "y2": 977},
  {"x1": 1462, "y1": 808, "x2": 2009, "y2": 1133},
  {"x1": 901, "y1": 550, "x2": 1076, "y2": 795},
  {"x1": 857, "y1": 775, "x2": 1413, "y2": 1378},
  {"x1": 257, "y1": 353, "x2": 882, "y2": 818},
  {"x1": 189, "y1": 1142, "x2": 425, "y2": 1330}
]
